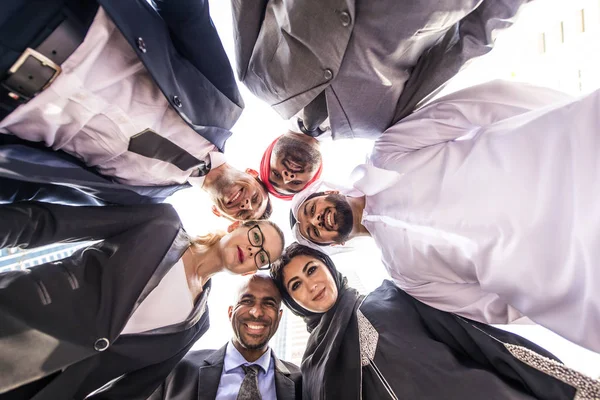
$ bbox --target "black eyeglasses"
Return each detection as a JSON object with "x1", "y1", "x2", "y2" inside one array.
[{"x1": 247, "y1": 225, "x2": 271, "y2": 270}]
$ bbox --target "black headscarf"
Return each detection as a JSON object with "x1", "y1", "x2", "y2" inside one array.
[{"x1": 271, "y1": 243, "x2": 363, "y2": 399}]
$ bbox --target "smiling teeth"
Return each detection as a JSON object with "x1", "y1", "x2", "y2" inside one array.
[
  {"x1": 247, "y1": 324, "x2": 264, "y2": 330},
  {"x1": 230, "y1": 190, "x2": 242, "y2": 204},
  {"x1": 327, "y1": 212, "x2": 333, "y2": 228}
]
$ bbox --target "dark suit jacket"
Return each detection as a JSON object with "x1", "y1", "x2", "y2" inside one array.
[
  {"x1": 0, "y1": 137, "x2": 185, "y2": 206},
  {"x1": 148, "y1": 345, "x2": 302, "y2": 400},
  {"x1": 0, "y1": 202, "x2": 211, "y2": 400},
  {"x1": 1, "y1": 0, "x2": 242, "y2": 150},
  {"x1": 0, "y1": 0, "x2": 243, "y2": 206}
]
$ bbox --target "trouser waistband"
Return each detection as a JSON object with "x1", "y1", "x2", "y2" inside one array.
[{"x1": 0, "y1": 0, "x2": 98, "y2": 120}]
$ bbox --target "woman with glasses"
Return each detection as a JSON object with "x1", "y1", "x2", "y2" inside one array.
[
  {"x1": 0, "y1": 201, "x2": 285, "y2": 400},
  {"x1": 271, "y1": 243, "x2": 599, "y2": 400}
]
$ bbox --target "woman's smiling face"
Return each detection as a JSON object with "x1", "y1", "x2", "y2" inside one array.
[{"x1": 282, "y1": 254, "x2": 338, "y2": 313}]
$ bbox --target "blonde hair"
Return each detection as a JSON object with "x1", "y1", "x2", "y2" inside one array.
[{"x1": 191, "y1": 231, "x2": 227, "y2": 249}]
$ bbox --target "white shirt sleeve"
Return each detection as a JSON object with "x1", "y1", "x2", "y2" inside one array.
[
  {"x1": 400, "y1": 280, "x2": 525, "y2": 325},
  {"x1": 374, "y1": 80, "x2": 573, "y2": 157}
]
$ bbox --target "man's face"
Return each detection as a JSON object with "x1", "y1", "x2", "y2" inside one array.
[
  {"x1": 269, "y1": 134, "x2": 321, "y2": 195},
  {"x1": 297, "y1": 193, "x2": 354, "y2": 245},
  {"x1": 209, "y1": 168, "x2": 269, "y2": 220},
  {"x1": 229, "y1": 277, "x2": 283, "y2": 351}
]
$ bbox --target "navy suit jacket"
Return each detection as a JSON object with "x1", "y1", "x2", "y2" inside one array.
[{"x1": 0, "y1": 0, "x2": 243, "y2": 205}]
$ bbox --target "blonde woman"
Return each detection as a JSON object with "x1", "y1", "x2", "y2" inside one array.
[{"x1": 0, "y1": 201, "x2": 285, "y2": 399}]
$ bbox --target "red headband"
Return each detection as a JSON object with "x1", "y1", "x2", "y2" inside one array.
[{"x1": 259, "y1": 136, "x2": 323, "y2": 201}]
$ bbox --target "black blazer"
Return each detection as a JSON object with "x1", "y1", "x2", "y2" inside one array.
[
  {"x1": 0, "y1": 137, "x2": 185, "y2": 206},
  {"x1": 148, "y1": 345, "x2": 302, "y2": 400},
  {"x1": 0, "y1": 0, "x2": 244, "y2": 206},
  {"x1": 99, "y1": 0, "x2": 243, "y2": 151},
  {"x1": 0, "y1": 202, "x2": 211, "y2": 400},
  {"x1": 1, "y1": 0, "x2": 243, "y2": 151}
]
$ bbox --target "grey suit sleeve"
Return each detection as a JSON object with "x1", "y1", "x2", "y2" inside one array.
[
  {"x1": 230, "y1": 0, "x2": 269, "y2": 81},
  {"x1": 393, "y1": 0, "x2": 532, "y2": 122},
  {"x1": 0, "y1": 202, "x2": 179, "y2": 250}
]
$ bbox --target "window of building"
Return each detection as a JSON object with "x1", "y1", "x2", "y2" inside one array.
[
  {"x1": 578, "y1": 9, "x2": 586, "y2": 32},
  {"x1": 538, "y1": 32, "x2": 546, "y2": 54}
]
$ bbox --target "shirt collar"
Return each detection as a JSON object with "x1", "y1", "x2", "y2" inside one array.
[
  {"x1": 188, "y1": 151, "x2": 228, "y2": 189},
  {"x1": 223, "y1": 341, "x2": 272, "y2": 374}
]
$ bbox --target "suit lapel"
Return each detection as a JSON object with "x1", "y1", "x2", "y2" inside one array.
[
  {"x1": 273, "y1": 355, "x2": 296, "y2": 400},
  {"x1": 197, "y1": 345, "x2": 227, "y2": 400}
]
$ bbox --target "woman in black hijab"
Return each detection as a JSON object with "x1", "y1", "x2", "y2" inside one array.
[{"x1": 271, "y1": 243, "x2": 600, "y2": 400}]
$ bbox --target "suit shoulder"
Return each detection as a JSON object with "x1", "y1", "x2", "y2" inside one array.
[
  {"x1": 181, "y1": 349, "x2": 219, "y2": 366},
  {"x1": 280, "y1": 359, "x2": 301, "y2": 376}
]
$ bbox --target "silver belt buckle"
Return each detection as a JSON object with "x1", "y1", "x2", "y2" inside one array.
[{"x1": 6, "y1": 48, "x2": 62, "y2": 100}]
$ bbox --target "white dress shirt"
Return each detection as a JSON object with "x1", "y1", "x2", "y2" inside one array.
[
  {"x1": 215, "y1": 342, "x2": 276, "y2": 400},
  {"x1": 121, "y1": 259, "x2": 194, "y2": 334},
  {"x1": 0, "y1": 8, "x2": 216, "y2": 186},
  {"x1": 358, "y1": 80, "x2": 600, "y2": 352}
]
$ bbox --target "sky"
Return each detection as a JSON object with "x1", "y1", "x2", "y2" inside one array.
[{"x1": 168, "y1": 0, "x2": 600, "y2": 376}]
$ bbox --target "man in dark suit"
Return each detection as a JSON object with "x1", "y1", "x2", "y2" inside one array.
[
  {"x1": 0, "y1": 0, "x2": 272, "y2": 220},
  {"x1": 148, "y1": 274, "x2": 302, "y2": 400}
]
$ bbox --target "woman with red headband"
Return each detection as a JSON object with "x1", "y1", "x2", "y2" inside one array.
[{"x1": 260, "y1": 132, "x2": 323, "y2": 200}]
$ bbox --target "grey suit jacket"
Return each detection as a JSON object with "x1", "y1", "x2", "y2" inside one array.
[
  {"x1": 232, "y1": 0, "x2": 531, "y2": 139},
  {"x1": 148, "y1": 345, "x2": 302, "y2": 400}
]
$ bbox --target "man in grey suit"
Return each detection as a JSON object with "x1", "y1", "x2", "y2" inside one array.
[
  {"x1": 233, "y1": 0, "x2": 532, "y2": 197},
  {"x1": 148, "y1": 275, "x2": 302, "y2": 400}
]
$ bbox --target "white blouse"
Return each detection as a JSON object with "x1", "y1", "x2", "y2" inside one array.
[{"x1": 121, "y1": 259, "x2": 194, "y2": 334}]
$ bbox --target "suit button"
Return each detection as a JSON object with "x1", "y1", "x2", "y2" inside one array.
[
  {"x1": 323, "y1": 69, "x2": 333, "y2": 80},
  {"x1": 94, "y1": 338, "x2": 109, "y2": 352},
  {"x1": 136, "y1": 37, "x2": 147, "y2": 53},
  {"x1": 172, "y1": 95, "x2": 183, "y2": 108},
  {"x1": 339, "y1": 11, "x2": 351, "y2": 27}
]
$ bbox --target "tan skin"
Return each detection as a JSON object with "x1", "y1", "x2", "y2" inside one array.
[
  {"x1": 181, "y1": 223, "x2": 284, "y2": 302},
  {"x1": 228, "y1": 276, "x2": 283, "y2": 362},
  {"x1": 297, "y1": 191, "x2": 370, "y2": 245},
  {"x1": 282, "y1": 255, "x2": 338, "y2": 313},
  {"x1": 270, "y1": 133, "x2": 320, "y2": 195},
  {"x1": 203, "y1": 164, "x2": 269, "y2": 221}
]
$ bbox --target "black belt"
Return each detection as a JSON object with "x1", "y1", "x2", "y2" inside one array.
[{"x1": 0, "y1": 17, "x2": 85, "y2": 118}]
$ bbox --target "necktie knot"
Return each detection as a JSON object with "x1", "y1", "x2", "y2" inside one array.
[
  {"x1": 197, "y1": 160, "x2": 211, "y2": 176},
  {"x1": 242, "y1": 364, "x2": 261, "y2": 376}
]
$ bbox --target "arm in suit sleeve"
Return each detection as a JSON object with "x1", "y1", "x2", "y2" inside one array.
[
  {"x1": 153, "y1": 0, "x2": 241, "y2": 106},
  {"x1": 87, "y1": 345, "x2": 194, "y2": 400},
  {"x1": 408, "y1": 292, "x2": 577, "y2": 399},
  {"x1": 402, "y1": 280, "x2": 524, "y2": 325},
  {"x1": 393, "y1": 0, "x2": 533, "y2": 121},
  {"x1": 87, "y1": 347, "x2": 214, "y2": 400},
  {"x1": 0, "y1": 202, "x2": 178, "y2": 249},
  {"x1": 230, "y1": 0, "x2": 269, "y2": 81}
]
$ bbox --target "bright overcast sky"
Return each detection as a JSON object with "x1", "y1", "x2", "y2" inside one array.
[{"x1": 168, "y1": 0, "x2": 600, "y2": 375}]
